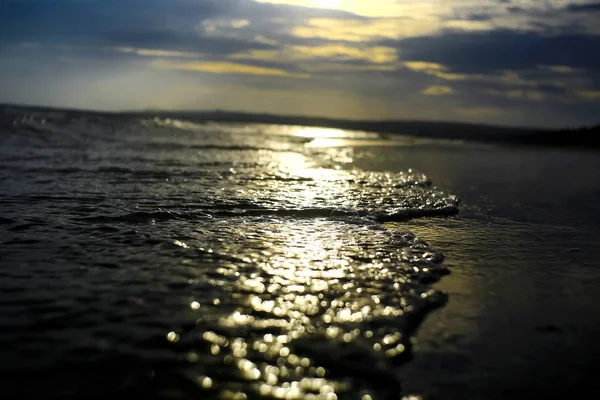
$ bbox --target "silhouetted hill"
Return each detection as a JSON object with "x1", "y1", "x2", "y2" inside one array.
[{"x1": 518, "y1": 125, "x2": 600, "y2": 147}]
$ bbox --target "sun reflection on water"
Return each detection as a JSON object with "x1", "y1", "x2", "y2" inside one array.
[
  {"x1": 141, "y1": 127, "x2": 460, "y2": 398},
  {"x1": 172, "y1": 215, "x2": 451, "y2": 399},
  {"x1": 262, "y1": 125, "x2": 379, "y2": 140}
]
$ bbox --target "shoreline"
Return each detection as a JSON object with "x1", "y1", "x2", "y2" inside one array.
[{"x1": 2, "y1": 103, "x2": 599, "y2": 150}]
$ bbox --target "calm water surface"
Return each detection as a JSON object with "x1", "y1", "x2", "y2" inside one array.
[{"x1": 351, "y1": 143, "x2": 600, "y2": 399}]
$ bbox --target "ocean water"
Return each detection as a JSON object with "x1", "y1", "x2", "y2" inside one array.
[{"x1": 1, "y1": 108, "x2": 599, "y2": 399}]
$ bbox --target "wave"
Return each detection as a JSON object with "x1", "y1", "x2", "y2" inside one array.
[{"x1": 73, "y1": 202, "x2": 458, "y2": 225}]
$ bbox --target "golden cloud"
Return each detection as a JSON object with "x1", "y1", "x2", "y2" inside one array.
[
  {"x1": 422, "y1": 85, "x2": 453, "y2": 96},
  {"x1": 152, "y1": 59, "x2": 309, "y2": 78},
  {"x1": 403, "y1": 61, "x2": 469, "y2": 81},
  {"x1": 114, "y1": 47, "x2": 201, "y2": 58},
  {"x1": 545, "y1": 65, "x2": 575, "y2": 74},
  {"x1": 404, "y1": 61, "x2": 566, "y2": 91},
  {"x1": 578, "y1": 90, "x2": 600, "y2": 100},
  {"x1": 232, "y1": 44, "x2": 397, "y2": 65},
  {"x1": 301, "y1": 63, "x2": 397, "y2": 72},
  {"x1": 403, "y1": 61, "x2": 445, "y2": 72}
]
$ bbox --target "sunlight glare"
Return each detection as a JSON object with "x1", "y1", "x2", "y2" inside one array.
[{"x1": 312, "y1": 0, "x2": 341, "y2": 8}]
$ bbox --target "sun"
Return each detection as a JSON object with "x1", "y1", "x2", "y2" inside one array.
[{"x1": 311, "y1": 0, "x2": 341, "y2": 8}]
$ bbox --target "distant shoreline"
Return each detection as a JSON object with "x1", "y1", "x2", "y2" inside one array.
[{"x1": 2, "y1": 102, "x2": 599, "y2": 149}]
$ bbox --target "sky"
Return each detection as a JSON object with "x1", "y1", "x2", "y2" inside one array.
[{"x1": 1, "y1": 0, "x2": 599, "y2": 128}]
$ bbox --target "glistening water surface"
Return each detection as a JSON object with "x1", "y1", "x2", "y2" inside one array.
[{"x1": 0, "y1": 109, "x2": 459, "y2": 399}]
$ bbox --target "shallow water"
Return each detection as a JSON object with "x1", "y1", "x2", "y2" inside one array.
[
  {"x1": 0, "y1": 109, "x2": 458, "y2": 399},
  {"x1": 350, "y1": 142, "x2": 600, "y2": 399}
]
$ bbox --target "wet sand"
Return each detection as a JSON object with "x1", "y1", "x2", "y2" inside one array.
[
  {"x1": 350, "y1": 143, "x2": 600, "y2": 399},
  {"x1": 401, "y1": 218, "x2": 600, "y2": 399}
]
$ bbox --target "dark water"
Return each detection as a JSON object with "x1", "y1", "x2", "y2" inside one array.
[{"x1": 1, "y1": 108, "x2": 599, "y2": 399}]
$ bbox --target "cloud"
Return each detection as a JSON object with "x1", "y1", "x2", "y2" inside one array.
[
  {"x1": 151, "y1": 59, "x2": 310, "y2": 78},
  {"x1": 290, "y1": 17, "x2": 440, "y2": 42},
  {"x1": 578, "y1": 90, "x2": 600, "y2": 100},
  {"x1": 0, "y1": 0, "x2": 350, "y2": 51},
  {"x1": 114, "y1": 47, "x2": 202, "y2": 58},
  {"x1": 403, "y1": 58, "x2": 592, "y2": 103},
  {"x1": 202, "y1": 18, "x2": 251, "y2": 32},
  {"x1": 487, "y1": 89, "x2": 546, "y2": 101},
  {"x1": 397, "y1": 30, "x2": 600, "y2": 74},
  {"x1": 231, "y1": 44, "x2": 397, "y2": 68},
  {"x1": 422, "y1": 85, "x2": 453, "y2": 96},
  {"x1": 543, "y1": 65, "x2": 577, "y2": 74},
  {"x1": 394, "y1": 27, "x2": 600, "y2": 108},
  {"x1": 403, "y1": 62, "x2": 467, "y2": 81},
  {"x1": 565, "y1": 3, "x2": 600, "y2": 12}
]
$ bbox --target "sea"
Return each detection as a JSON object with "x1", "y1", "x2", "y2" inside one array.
[{"x1": 1, "y1": 106, "x2": 599, "y2": 400}]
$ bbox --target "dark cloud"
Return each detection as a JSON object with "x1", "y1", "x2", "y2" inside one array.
[
  {"x1": 396, "y1": 29, "x2": 600, "y2": 73},
  {"x1": 565, "y1": 3, "x2": 600, "y2": 12},
  {"x1": 507, "y1": 6, "x2": 527, "y2": 14},
  {"x1": 105, "y1": 30, "x2": 275, "y2": 54},
  {"x1": 464, "y1": 13, "x2": 495, "y2": 21},
  {"x1": 0, "y1": 1, "x2": 213, "y2": 46},
  {"x1": 0, "y1": 0, "x2": 358, "y2": 52},
  {"x1": 0, "y1": 0, "x2": 358, "y2": 40}
]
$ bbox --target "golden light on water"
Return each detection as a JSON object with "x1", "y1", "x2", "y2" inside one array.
[
  {"x1": 178, "y1": 214, "x2": 447, "y2": 396},
  {"x1": 262, "y1": 125, "x2": 377, "y2": 140},
  {"x1": 152, "y1": 134, "x2": 459, "y2": 398},
  {"x1": 296, "y1": 127, "x2": 348, "y2": 138}
]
